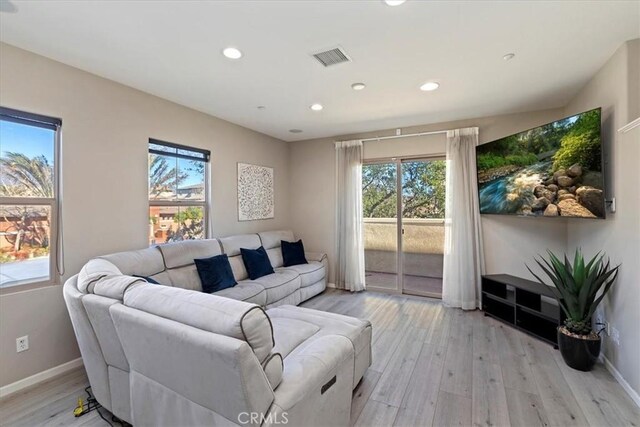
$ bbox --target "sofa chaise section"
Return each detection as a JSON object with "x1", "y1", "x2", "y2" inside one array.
[{"x1": 110, "y1": 284, "x2": 357, "y2": 426}]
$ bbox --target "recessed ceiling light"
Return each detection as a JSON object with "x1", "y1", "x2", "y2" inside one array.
[
  {"x1": 420, "y1": 81, "x2": 440, "y2": 91},
  {"x1": 384, "y1": 0, "x2": 406, "y2": 5},
  {"x1": 351, "y1": 83, "x2": 366, "y2": 91},
  {"x1": 310, "y1": 103, "x2": 323, "y2": 111},
  {"x1": 222, "y1": 47, "x2": 242, "y2": 59},
  {"x1": 289, "y1": 129, "x2": 303, "y2": 134},
  {"x1": 503, "y1": 53, "x2": 516, "y2": 61}
]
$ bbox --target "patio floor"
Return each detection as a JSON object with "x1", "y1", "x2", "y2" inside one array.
[{"x1": 0, "y1": 257, "x2": 49, "y2": 287}]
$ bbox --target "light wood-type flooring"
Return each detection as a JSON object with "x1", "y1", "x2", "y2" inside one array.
[{"x1": 1, "y1": 289, "x2": 638, "y2": 426}]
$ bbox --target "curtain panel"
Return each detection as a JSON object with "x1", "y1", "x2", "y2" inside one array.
[
  {"x1": 335, "y1": 140, "x2": 366, "y2": 292},
  {"x1": 442, "y1": 128, "x2": 485, "y2": 309}
]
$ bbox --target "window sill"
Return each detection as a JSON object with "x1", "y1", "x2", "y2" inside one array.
[{"x1": 0, "y1": 279, "x2": 59, "y2": 296}]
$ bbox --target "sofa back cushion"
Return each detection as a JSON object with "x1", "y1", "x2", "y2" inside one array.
[
  {"x1": 219, "y1": 234, "x2": 261, "y2": 281},
  {"x1": 78, "y1": 258, "x2": 124, "y2": 294},
  {"x1": 258, "y1": 230, "x2": 294, "y2": 268},
  {"x1": 96, "y1": 247, "x2": 172, "y2": 287},
  {"x1": 123, "y1": 284, "x2": 275, "y2": 363},
  {"x1": 100, "y1": 247, "x2": 165, "y2": 277},
  {"x1": 157, "y1": 240, "x2": 223, "y2": 291}
]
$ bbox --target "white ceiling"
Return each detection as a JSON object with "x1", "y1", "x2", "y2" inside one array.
[{"x1": 1, "y1": 1, "x2": 639, "y2": 142}]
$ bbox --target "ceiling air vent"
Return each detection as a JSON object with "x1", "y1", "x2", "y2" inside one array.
[{"x1": 312, "y1": 47, "x2": 351, "y2": 67}]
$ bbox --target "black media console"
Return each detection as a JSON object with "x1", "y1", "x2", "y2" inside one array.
[{"x1": 481, "y1": 274, "x2": 563, "y2": 347}]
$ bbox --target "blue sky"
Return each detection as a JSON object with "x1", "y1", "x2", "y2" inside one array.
[{"x1": 0, "y1": 120, "x2": 54, "y2": 161}]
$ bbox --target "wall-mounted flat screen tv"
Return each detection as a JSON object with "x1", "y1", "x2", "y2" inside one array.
[{"x1": 476, "y1": 108, "x2": 604, "y2": 219}]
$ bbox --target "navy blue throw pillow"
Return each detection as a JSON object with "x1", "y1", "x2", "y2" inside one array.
[
  {"x1": 281, "y1": 240, "x2": 308, "y2": 267},
  {"x1": 194, "y1": 254, "x2": 237, "y2": 293},
  {"x1": 240, "y1": 246, "x2": 274, "y2": 280},
  {"x1": 133, "y1": 275, "x2": 160, "y2": 284}
]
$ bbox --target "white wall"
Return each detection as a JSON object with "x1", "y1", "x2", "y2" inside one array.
[
  {"x1": 0, "y1": 43, "x2": 290, "y2": 387},
  {"x1": 290, "y1": 108, "x2": 570, "y2": 284},
  {"x1": 564, "y1": 39, "x2": 640, "y2": 396}
]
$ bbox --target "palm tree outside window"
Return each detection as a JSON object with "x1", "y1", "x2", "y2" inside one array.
[
  {"x1": 148, "y1": 139, "x2": 210, "y2": 246},
  {"x1": 0, "y1": 107, "x2": 62, "y2": 289}
]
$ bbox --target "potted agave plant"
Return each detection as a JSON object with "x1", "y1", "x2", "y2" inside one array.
[{"x1": 527, "y1": 249, "x2": 619, "y2": 371}]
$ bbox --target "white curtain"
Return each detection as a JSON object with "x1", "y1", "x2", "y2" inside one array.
[
  {"x1": 442, "y1": 128, "x2": 485, "y2": 310},
  {"x1": 335, "y1": 140, "x2": 366, "y2": 292}
]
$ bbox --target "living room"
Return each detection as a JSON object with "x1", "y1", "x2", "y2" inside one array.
[{"x1": 0, "y1": 1, "x2": 639, "y2": 426}]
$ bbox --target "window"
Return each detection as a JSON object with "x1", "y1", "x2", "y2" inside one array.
[
  {"x1": 148, "y1": 139, "x2": 210, "y2": 245},
  {"x1": 0, "y1": 107, "x2": 61, "y2": 289}
]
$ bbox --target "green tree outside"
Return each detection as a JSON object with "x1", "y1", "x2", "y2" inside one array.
[{"x1": 363, "y1": 160, "x2": 446, "y2": 219}]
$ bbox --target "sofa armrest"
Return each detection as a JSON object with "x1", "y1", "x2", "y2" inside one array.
[
  {"x1": 305, "y1": 252, "x2": 327, "y2": 263},
  {"x1": 110, "y1": 304, "x2": 275, "y2": 424}
]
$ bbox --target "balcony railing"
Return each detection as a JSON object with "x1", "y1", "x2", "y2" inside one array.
[{"x1": 364, "y1": 218, "x2": 444, "y2": 295}]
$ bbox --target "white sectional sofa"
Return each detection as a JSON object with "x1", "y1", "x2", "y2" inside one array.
[
  {"x1": 98, "y1": 230, "x2": 328, "y2": 307},
  {"x1": 63, "y1": 229, "x2": 372, "y2": 426}
]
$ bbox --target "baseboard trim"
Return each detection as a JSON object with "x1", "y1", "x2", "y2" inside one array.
[
  {"x1": 0, "y1": 357, "x2": 84, "y2": 399},
  {"x1": 618, "y1": 117, "x2": 640, "y2": 134},
  {"x1": 327, "y1": 282, "x2": 336, "y2": 289},
  {"x1": 602, "y1": 355, "x2": 640, "y2": 408}
]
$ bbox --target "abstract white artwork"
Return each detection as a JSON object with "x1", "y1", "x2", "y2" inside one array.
[{"x1": 237, "y1": 163, "x2": 274, "y2": 221}]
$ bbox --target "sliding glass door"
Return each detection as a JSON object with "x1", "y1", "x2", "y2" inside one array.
[
  {"x1": 362, "y1": 161, "x2": 399, "y2": 291},
  {"x1": 363, "y1": 157, "x2": 445, "y2": 297},
  {"x1": 400, "y1": 159, "x2": 446, "y2": 297}
]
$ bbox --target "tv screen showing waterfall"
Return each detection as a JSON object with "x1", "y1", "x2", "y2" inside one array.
[{"x1": 476, "y1": 108, "x2": 604, "y2": 219}]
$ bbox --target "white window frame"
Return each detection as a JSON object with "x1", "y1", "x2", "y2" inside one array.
[
  {"x1": 148, "y1": 139, "x2": 210, "y2": 245},
  {"x1": 0, "y1": 107, "x2": 62, "y2": 293}
]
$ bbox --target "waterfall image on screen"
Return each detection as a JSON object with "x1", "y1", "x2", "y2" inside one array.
[{"x1": 476, "y1": 108, "x2": 604, "y2": 219}]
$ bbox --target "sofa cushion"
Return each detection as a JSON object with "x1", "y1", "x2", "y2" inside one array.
[
  {"x1": 78, "y1": 258, "x2": 122, "y2": 293},
  {"x1": 270, "y1": 317, "x2": 320, "y2": 358},
  {"x1": 133, "y1": 275, "x2": 160, "y2": 285},
  {"x1": 241, "y1": 247, "x2": 275, "y2": 280},
  {"x1": 267, "y1": 305, "x2": 370, "y2": 359},
  {"x1": 123, "y1": 284, "x2": 274, "y2": 363},
  {"x1": 165, "y1": 265, "x2": 203, "y2": 291},
  {"x1": 265, "y1": 248, "x2": 284, "y2": 269},
  {"x1": 158, "y1": 239, "x2": 223, "y2": 269},
  {"x1": 227, "y1": 255, "x2": 249, "y2": 282},
  {"x1": 90, "y1": 274, "x2": 145, "y2": 301},
  {"x1": 248, "y1": 270, "x2": 301, "y2": 306},
  {"x1": 219, "y1": 234, "x2": 261, "y2": 256},
  {"x1": 277, "y1": 262, "x2": 325, "y2": 287},
  {"x1": 147, "y1": 271, "x2": 172, "y2": 286},
  {"x1": 258, "y1": 230, "x2": 294, "y2": 250},
  {"x1": 195, "y1": 254, "x2": 237, "y2": 293},
  {"x1": 100, "y1": 247, "x2": 165, "y2": 277},
  {"x1": 259, "y1": 231, "x2": 294, "y2": 269},
  {"x1": 281, "y1": 240, "x2": 308, "y2": 267},
  {"x1": 213, "y1": 282, "x2": 267, "y2": 306}
]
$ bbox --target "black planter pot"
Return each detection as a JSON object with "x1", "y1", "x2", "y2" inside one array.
[{"x1": 557, "y1": 328, "x2": 601, "y2": 371}]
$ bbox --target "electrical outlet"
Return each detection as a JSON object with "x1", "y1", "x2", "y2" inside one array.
[
  {"x1": 610, "y1": 326, "x2": 620, "y2": 346},
  {"x1": 16, "y1": 335, "x2": 29, "y2": 353}
]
